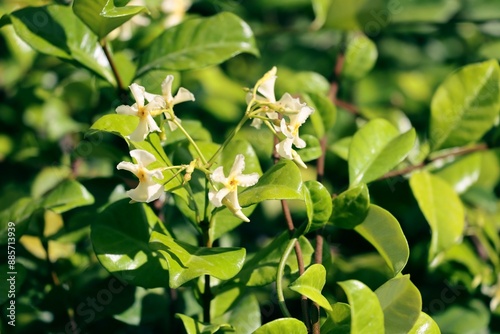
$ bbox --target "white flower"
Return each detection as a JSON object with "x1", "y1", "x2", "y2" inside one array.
[
  {"x1": 117, "y1": 149, "x2": 164, "y2": 203},
  {"x1": 161, "y1": 0, "x2": 192, "y2": 28},
  {"x1": 209, "y1": 154, "x2": 259, "y2": 222},
  {"x1": 109, "y1": 0, "x2": 151, "y2": 41},
  {"x1": 116, "y1": 83, "x2": 163, "y2": 142},
  {"x1": 276, "y1": 104, "x2": 313, "y2": 168},
  {"x1": 157, "y1": 75, "x2": 195, "y2": 131},
  {"x1": 249, "y1": 67, "x2": 280, "y2": 129}
]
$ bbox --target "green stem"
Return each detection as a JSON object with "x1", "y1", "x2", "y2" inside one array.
[
  {"x1": 101, "y1": 39, "x2": 126, "y2": 95},
  {"x1": 207, "y1": 115, "x2": 249, "y2": 166},
  {"x1": 277, "y1": 238, "x2": 297, "y2": 318},
  {"x1": 171, "y1": 118, "x2": 208, "y2": 165}
]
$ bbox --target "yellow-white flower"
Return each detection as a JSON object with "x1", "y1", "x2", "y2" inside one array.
[
  {"x1": 116, "y1": 83, "x2": 163, "y2": 142},
  {"x1": 117, "y1": 149, "x2": 164, "y2": 203},
  {"x1": 156, "y1": 75, "x2": 195, "y2": 131},
  {"x1": 248, "y1": 67, "x2": 280, "y2": 129},
  {"x1": 209, "y1": 154, "x2": 259, "y2": 222},
  {"x1": 161, "y1": 0, "x2": 192, "y2": 28},
  {"x1": 276, "y1": 104, "x2": 313, "y2": 168}
]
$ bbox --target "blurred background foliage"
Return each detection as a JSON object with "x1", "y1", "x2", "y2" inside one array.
[{"x1": 1, "y1": 0, "x2": 500, "y2": 333}]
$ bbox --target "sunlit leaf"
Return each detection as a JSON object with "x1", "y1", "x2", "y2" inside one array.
[
  {"x1": 150, "y1": 231, "x2": 246, "y2": 289},
  {"x1": 408, "y1": 312, "x2": 441, "y2": 334},
  {"x1": 289, "y1": 264, "x2": 332, "y2": 311},
  {"x1": 349, "y1": 119, "x2": 416, "y2": 186},
  {"x1": 338, "y1": 280, "x2": 384, "y2": 334},
  {"x1": 434, "y1": 152, "x2": 482, "y2": 194},
  {"x1": 430, "y1": 59, "x2": 500, "y2": 150},
  {"x1": 304, "y1": 91, "x2": 337, "y2": 138},
  {"x1": 176, "y1": 313, "x2": 233, "y2": 334},
  {"x1": 375, "y1": 275, "x2": 422, "y2": 333},
  {"x1": 10, "y1": 5, "x2": 115, "y2": 84},
  {"x1": 354, "y1": 204, "x2": 409, "y2": 275},
  {"x1": 302, "y1": 180, "x2": 332, "y2": 233},
  {"x1": 73, "y1": 0, "x2": 148, "y2": 39},
  {"x1": 409, "y1": 171, "x2": 465, "y2": 262},
  {"x1": 41, "y1": 180, "x2": 94, "y2": 213},
  {"x1": 253, "y1": 318, "x2": 307, "y2": 334},
  {"x1": 137, "y1": 12, "x2": 258, "y2": 75},
  {"x1": 322, "y1": 303, "x2": 351, "y2": 334}
]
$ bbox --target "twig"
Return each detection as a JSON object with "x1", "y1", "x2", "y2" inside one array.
[{"x1": 101, "y1": 40, "x2": 127, "y2": 102}]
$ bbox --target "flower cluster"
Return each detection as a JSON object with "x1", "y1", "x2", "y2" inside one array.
[{"x1": 247, "y1": 67, "x2": 314, "y2": 168}]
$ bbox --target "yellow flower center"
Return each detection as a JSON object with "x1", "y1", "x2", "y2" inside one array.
[
  {"x1": 137, "y1": 167, "x2": 147, "y2": 183},
  {"x1": 226, "y1": 177, "x2": 239, "y2": 191},
  {"x1": 137, "y1": 106, "x2": 148, "y2": 119}
]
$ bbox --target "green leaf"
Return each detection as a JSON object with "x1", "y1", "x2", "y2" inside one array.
[
  {"x1": 302, "y1": 180, "x2": 332, "y2": 233},
  {"x1": 10, "y1": 5, "x2": 115, "y2": 84},
  {"x1": 329, "y1": 183, "x2": 369, "y2": 229},
  {"x1": 73, "y1": 0, "x2": 148, "y2": 39},
  {"x1": 304, "y1": 91, "x2": 337, "y2": 138},
  {"x1": 409, "y1": 171, "x2": 465, "y2": 262},
  {"x1": 322, "y1": 303, "x2": 351, "y2": 334},
  {"x1": 433, "y1": 299, "x2": 489, "y2": 334},
  {"x1": 391, "y1": 0, "x2": 460, "y2": 23},
  {"x1": 348, "y1": 119, "x2": 416, "y2": 186},
  {"x1": 0, "y1": 198, "x2": 37, "y2": 245},
  {"x1": 239, "y1": 160, "x2": 303, "y2": 206},
  {"x1": 342, "y1": 34, "x2": 378, "y2": 80},
  {"x1": 311, "y1": 0, "x2": 329, "y2": 30},
  {"x1": 236, "y1": 232, "x2": 314, "y2": 286},
  {"x1": 434, "y1": 152, "x2": 482, "y2": 194},
  {"x1": 211, "y1": 289, "x2": 261, "y2": 334},
  {"x1": 330, "y1": 136, "x2": 352, "y2": 160},
  {"x1": 408, "y1": 312, "x2": 441, "y2": 334},
  {"x1": 354, "y1": 205, "x2": 409, "y2": 276},
  {"x1": 289, "y1": 264, "x2": 332, "y2": 311},
  {"x1": 338, "y1": 280, "x2": 384, "y2": 334},
  {"x1": 253, "y1": 318, "x2": 307, "y2": 334},
  {"x1": 430, "y1": 59, "x2": 500, "y2": 150},
  {"x1": 150, "y1": 231, "x2": 246, "y2": 289},
  {"x1": 92, "y1": 199, "x2": 170, "y2": 288},
  {"x1": 297, "y1": 135, "x2": 322, "y2": 162},
  {"x1": 137, "y1": 12, "x2": 258, "y2": 75},
  {"x1": 41, "y1": 180, "x2": 94, "y2": 213},
  {"x1": 176, "y1": 313, "x2": 233, "y2": 334},
  {"x1": 375, "y1": 275, "x2": 422, "y2": 333},
  {"x1": 276, "y1": 68, "x2": 330, "y2": 96}
]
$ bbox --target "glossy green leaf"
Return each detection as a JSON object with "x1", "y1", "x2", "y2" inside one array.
[
  {"x1": 330, "y1": 183, "x2": 369, "y2": 229},
  {"x1": 73, "y1": 0, "x2": 148, "y2": 39},
  {"x1": 302, "y1": 180, "x2": 332, "y2": 233},
  {"x1": 391, "y1": 0, "x2": 460, "y2": 23},
  {"x1": 304, "y1": 92, "x2": 337, "y2": 138},
  {"x1": 342, "y1": 34, "x2": 378, "y2": 80},
  {"x1": 330, "y1": 136, "x2": 352, "y2": 160},
  {"x1": 408, "y1": 312, "x2": 441, "y2": 334},
  {"x1": 239, "y1": 160, "x2": 303, "y2": 206},
  {"x1": 41, "y1": 180, "x2": 94, "y2": 213},
  {"x1": 89, "y1": 114, "x2": 139, "y2": 139},
  {"x1": 349, "y1": 119, "x2": 416, "y2": 186},
  {"x1": 432, "y1": 242, "x2": 488, "y2": 280},
  {"x1": 237, "y1": 232, "x2": 314, "y2": 286},
  {"x1": 31, "y1": 166, "x2": 71, "y2": 198},
  {"x1": 375, "y1": 275, "x2": 422, "y2": 333},
  {"x1": 311, "y1": 0, "x2": 329, "y2": 30},
  {"x1": 430, "y1": 59, "x2": 500, "y2": 150},
  {"x1": 297, "y1": 134, "x2": 322, "y2": 162},
  {"x1": 434, "y1": 152, "x2": 482, "y2": 194},
  {"x1": 289, "y1": 264, "x2": 332, "y2": 311},
  {"x1": 276, "y1": 68, "x2": 330, "y2": 96},
  {"x1": 211, "y1": 289, "x2": 261, "y2": 334},
  {"x1": 150, "y1": 231, "x2": 246, "y2": 289},
  {"x1": 253, "y1": 318, "x2": 307, "y2": 334},
  {"x1": 137, "y1": 12, "x2": 258, "y2": 75},
  {"x1": 0, "y1": 198, "x2": 36, "y2": 245},
  {"x1": 338, "y1": 280, "x2": 384, "y2": 334},
  {"x1": 409, "y1": 171, "x2": 465, "y2": 261},
  {"x1": 10, "y1": 5, "x2": 114, "y2": 84},
  {"x1": 176, "y1": 313, "x2": 232, "y2": 334},
  {"x1": 92, "y1": 199, "x2": 169, "y2": 288},
  {"x1": 322, "y1": 303, "x2": 351, "y2": 334},
  {"x1": 354, "y1": 205, "x2": 409, "y2": 276}
]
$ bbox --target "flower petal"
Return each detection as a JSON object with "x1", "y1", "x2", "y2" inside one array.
[
  {"x1": 130, "y1": 83, "x2": 146, "y2": 107},
  {"x1": 210, "y1": 187, "x2": 230, "y2": 207},
  {"x1": 116, "y1": 105, "x2": 137, "y2": 115},
  {"x1": 173, "y1": 87, "x2": 195, "y2": 105},
  {"x1": 276, "y1": 138, "x2": 293, "y2": 159},
  {"x1": 146, "y1": 115, "x2": 161, "y2": 133},
  {"x1": 236, "y1": 173, "x2": 259, "y2": 187},
  {"x1": 258, "y1": 73, "x2": 277, "y2": 102},
  {"x1": 148, "y1": 168, "x2": 165, "y2": 180},
  {"x1": 128, "y1": 118, "x2": 149, "y2": 142},
  {"x1": 128, "y1": 181, "x2": 163, "y2": 203},
  {"x1": 250, "y1": 118, "x2": 263, "y2": 129},
  {"x1": 294, "y1": 136, "x2": 306, "y2": 149},
  {"x1": 229, "y1": 154, "x2": 246, "y2": 177},
  {"x1": 161, "y1": 75, "x2": 175, "y2": 103},
  {"x1": 226, "y1": 190, "x2": 241, "y2": 210},
  {"x1": 211, "y1": 166, "x2": 227, "y2": 183},
  {"x1": 130, "y1": 149, "x2": 157, "y2": 167},
  {"x1": 116, "y1": 161, "x2": 139, "y2": 175}
]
